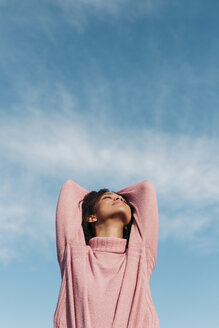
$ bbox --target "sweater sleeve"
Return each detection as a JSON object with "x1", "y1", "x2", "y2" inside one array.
[
  {"x1": 56, "y1": 179, "x2": 89, "y2": 272},
  {"x1": 117, "y1": 180, "x2": 159, "y2": 274}
]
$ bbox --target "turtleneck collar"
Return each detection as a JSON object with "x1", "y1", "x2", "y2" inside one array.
[{"x1": 88, "y1": 236, "x2": 127, "y2": 254}]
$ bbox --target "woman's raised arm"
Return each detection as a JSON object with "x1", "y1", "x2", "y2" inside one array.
[
  {"x1": 117, "y1": 180, "x2": 159, "y2": 277},
  {"x1": 56, "y1": 180, "x2": 88, "y2": 272}
]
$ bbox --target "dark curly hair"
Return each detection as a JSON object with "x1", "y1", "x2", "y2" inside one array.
[{"x1": 80, "y1": 189, "x2": 134, "y2": 248}]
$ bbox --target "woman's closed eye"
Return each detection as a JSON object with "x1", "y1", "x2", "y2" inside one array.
[
  {"x1": 102, "y1": 196, "x2": 113, "y2": 201},
  {"x1": 102, "y1": 195, "x2": 127, "y2": 204}
]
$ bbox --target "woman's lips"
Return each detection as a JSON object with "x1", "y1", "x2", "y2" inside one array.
[{"x1": 113, "y1": 200, "x2": 126, "y2": 205}]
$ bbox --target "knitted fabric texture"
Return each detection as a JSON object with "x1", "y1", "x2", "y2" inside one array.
[{"x1": 54, "y1": 179, "x2": 159, "y2": 328}]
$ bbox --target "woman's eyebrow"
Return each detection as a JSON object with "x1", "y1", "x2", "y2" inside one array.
[
  {"x1": 102, "y1": 193, "x2": 125, "y2": 199},
  {"x1": 103, "y1": 194, "x2": 113, "y2": 197},
  {"x1": 102, "y1": 193, "x2": 118, "y2": 198},
  {"x1": 103, "y1": 192, "x2": 114, "y2": 196}
]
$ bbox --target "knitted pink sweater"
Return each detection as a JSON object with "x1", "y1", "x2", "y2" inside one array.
[{"x1": 53, "y1": 179, "x2": 159, "y2": 328}]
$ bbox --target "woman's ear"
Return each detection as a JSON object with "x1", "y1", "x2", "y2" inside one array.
[{"x1": 87, "y1": 215, "x2": 97, "y2": 223}]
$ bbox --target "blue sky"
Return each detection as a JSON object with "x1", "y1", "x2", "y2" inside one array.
[{"x1": 0, "y1": 0, "x2": 219, "y2": 327}]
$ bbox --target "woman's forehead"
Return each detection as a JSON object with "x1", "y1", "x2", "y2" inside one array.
[
  {"x1": 102, "y1": 192, "x2": 124, "y2": 197},
  {"x1": 103, "y1": 192, "x2": 117, "y2": 196}
]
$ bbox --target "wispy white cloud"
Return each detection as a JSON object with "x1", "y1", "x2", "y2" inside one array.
[
  {"x1": 0, "y1": 172, "x2": 55, "y2": 262},
  {"x1": 1, "y1": 95, "x2": 218, "y2": 202},
  {"x1": 58, "y1": 0, "x2": 126, "y2": 13},
  {"x1": 160, "y1": 210, "x2": 219, "y2": 254},
  {"x1": 56, "y1": 0, "x2": 159, "y2": 14},
  {"x1": 0, "y1": 204, "x2": 27, "y2": 262},
  {"x1": 0, "y1": 83, "x2": 218, "y2": 262},
  {"x1": 54, "y1": 0, "x2": 163, "y2": 30},
  {"x1": 0, "y1": 247, "x2": 18, "y2": 263}
]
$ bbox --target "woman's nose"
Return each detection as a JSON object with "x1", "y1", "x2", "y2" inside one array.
[{"x1": 115, "y1": 196, "x2": 123, "y2": 201}]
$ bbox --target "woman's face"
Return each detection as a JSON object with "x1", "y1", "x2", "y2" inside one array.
[{"x1": 94, "y1": 192, "x2": 132, "y2": 226}]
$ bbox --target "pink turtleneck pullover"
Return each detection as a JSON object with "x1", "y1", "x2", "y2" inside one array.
[{"x1": 53, "y1": 179, "x2": 159, "y2": 328}]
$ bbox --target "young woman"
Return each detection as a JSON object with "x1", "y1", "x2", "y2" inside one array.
[{"x1": 53, "y1": 179, "x2": 159, "y2": 328}]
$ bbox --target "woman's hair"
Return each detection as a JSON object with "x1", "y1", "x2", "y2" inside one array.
[{"x1": 80, "y1": 189, "x2": 135, "y2": 248}]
